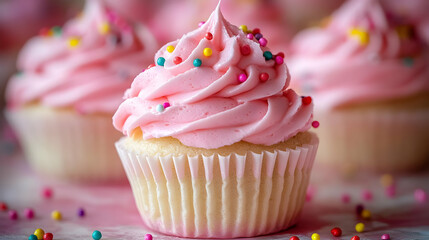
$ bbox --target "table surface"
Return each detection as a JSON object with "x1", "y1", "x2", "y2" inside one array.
[{"x1": 0, "y1": 131, "x2": 428, "y2": 240}]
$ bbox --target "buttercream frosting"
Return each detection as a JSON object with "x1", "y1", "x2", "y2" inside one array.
[
  {"x1": 289, "y1": 0, "x2": 429, "y2": 110},
  {"x1": 113, "y1": 3, "x2": 313, "y2": 149},
  {"x1": 6, "y1": 0, "x2": 157, "y2": 114}
]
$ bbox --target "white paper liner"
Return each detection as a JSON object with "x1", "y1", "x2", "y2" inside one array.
[
  {"x1": 314, "y1": 107, "x2": 429, "y2": 173},
  {"x1": 116, "y1": 134, "x2": 318, "y2": 238},
  {"x1": 5, "y1": 107, "x2": 126, "y2": 182}
]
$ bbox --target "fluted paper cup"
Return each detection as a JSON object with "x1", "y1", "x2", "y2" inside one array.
[
  {"x1": 116, "y1": 133, "x2": 318, "y2": 238},
  {"x1": 5, "y1": 106, "x2": 126, "y2": 182}
]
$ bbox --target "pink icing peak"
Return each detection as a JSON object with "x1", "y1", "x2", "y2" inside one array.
[
  {"x1": 6, "y1": 0, "x2": 157, "y2": 114},
  {"x1": 113, "y1": 3, "x2": 312, "y2": 149},
  {"x1": 289, "y1": 0, "x2": 429, "y2": 109}
]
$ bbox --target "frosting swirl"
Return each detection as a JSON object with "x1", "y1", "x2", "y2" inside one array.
[
  {"x1": 6, "y1": 0, "x2": 157, "y2": 114},
  {"x1": 113, "y1": 3, "x2": 313, "y2": 149},
  {"x1": 289, "y1": 0, "x2": 429, "y2": 109}
]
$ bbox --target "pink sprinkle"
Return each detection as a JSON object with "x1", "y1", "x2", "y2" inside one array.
[
  {"x1": 240, "y1": 45, "x2": 251, "y2": 56},
  {"x1": 341, "y1": 194, "x2": 351, "y2": 203},
  {"x1": 312, "y1": 121, "x2": 320, "y2": 128},
  {"x1": 275, "y1": 56, "x2": 284, "y2": 65},
  {"x1": 163, "y1": 102, "x2": 170, "y2": 109},
  {"x1": 144, "y1": 234, "x2": 153, "y2": 240},
  {"x1": 414, "y1": 189, "x2": 427, "y2": 203},
  {"x1": 362, "y1": 189, "x2": 373, "y2": 201},
  {"x1": 9, "y1": 210, "x2": 18, "y2": 220},
  {"x1": 198, "y1": 21, "x2": 205, "y2": 27},
  {"x1": 42, "y1": 187, "x2": 53, "y2": 199},
  {"x1": 381, "y1": 233, "x2": 391, "y2": 240},
  {"x1": 385, "y1": 185, "x2": 396, "y2": 198},
  {"x1": 259, "y1": 37, "x2": 268, "y2": 47},
  {"x1": 24, "y1": 208, "x2": 34, "y2": 219},
  {"x1": 237, "y1": 73, "x2": 247, "y2": 83},
  {"x1": 306, "y1": 185, "x2": 316, "y2": 202},
  {"x1": 247, "y1": 33, "x2": 254, "y2": 40}
]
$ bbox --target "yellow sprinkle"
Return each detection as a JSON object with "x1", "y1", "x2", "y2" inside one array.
[
  {"x1": 380, "y1": 174, "x2": 394, "y2": 187},
  {"x1": 131, "y1": 128, "x2": 142, "y2": 140},
  {"x1": 47, "y1": 29, "x2": 54, "y2": 37},
  {"x1": 166, "y1": 45, "x2": 175, "y2": 53},
  {"x1": 239, "y1": 25, "x2": 248, "y2": 33},
  {"x1": 311, "y1": 233, "x2": 320, "y2": 240},
  {"x1": 361, "y1": 209, "x2": 371, "y2": 219},
  {"x1": 349, "y1": 28, "x2": 370, "y2": 45},
  {"x1": 203, "y1": 47, "x2": 213, "y2": 57},
  {"x1": 68, "y1": 37, "x2": 80, "y2": 48},
  {"x1": 34, "y1": 228, "x2": 45, "y2": 240},
  {"x1": 98, "y1": 22, "x2": 110, "y2": 35},
  {"x1": 51, "y1": 210, "x2": 62, "y2": 221},
  {"x1": 355, "y1": 222, "x2": 365, "y2": 233}
]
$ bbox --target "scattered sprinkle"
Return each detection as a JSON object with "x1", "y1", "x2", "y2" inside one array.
[
  {"x1": 402, "y1": 57, "x2": 414, "y2": 67},
  {"x1": 92, "y1": 230, "x2": 102, "y2": 240},
  {"x1": 381, "y1": 233, "x2": 391, "y2": 240},
  {"x1": 198, "y1": 21, "x2": 205, "y2": 27},
  {"x1": 247, "y1": 33, "x2": 254, "y2": 40},
  {"x1": 275, "y1": 55, "x2": 284, "y2": 64},
  {"x1": 380, "y1": 174, "x2": 394, "y2": 187},
  {"x1": 0, "y1": 202, "x2": 7, "y2": 211},
  {"x1": 263, "y1": 51, "x2": 273, "y2": 60},
  {"x1": 34, "y1": 229, "x2": 45, "y2": 240},
  {"x1": 414, "y1": 189, "x2": 427, "y2": 203},
  {"x1": 239, "y1": 25, "x2": 248, "y2": 33},
  {"x1": 147, "y1": 63, "x2": 156, "y2": 69},
  {"x1": 68, "y1": 37, "x2": 80, "y2": 48},
  {"x1": 277, "y1": 52, "x2": 285, "y2": 58},
  {"x1": 173, "y1": 57, "x2": 182, "y2": 65},
  {"x1": 193, "y1": 58, "x2": 202, "y2": 67},
  {"x1": 9, "y1": 210, "x2": 18, "y2": 220},
  {"x1": 240, "y1": 45, "x2": 251, "y2": 56},
  {"x1": 289, "y1": 236, "x2": 300, "y2": 240},
  {"x1": 331, "y1": 227, "x2": 342, "y2": 237},
  {"x1": 311, "y1": 233, "x2": 320, "y2": 240},
  {"x1": 356, "y1": 204, "x2": 364, "y2": 215},
  {"x1": 361, "y1": 209, "x2": 371, "y2": 220},
  {"x1": 252, "y1": 28, "x2": 260, "y2": 35},
  {"x1": 351, "y1": 236, "x2": 361, "y2": 240},
  {"x1": 42, "y1": 187, "x2": 53, "y2": 199},
  {"x1": 156, "y1": 104, "x2": 165, "y2": 113},
  {"x1": 157, "y1": 57, "x2": 165, "y2": 66},
  {"x1": 259, "y1": 72, "x2": 269, "y2": 82},
  {"x1": 259, "y1": 37, "x2": 268, "y2": 47},
  {"x1": 342, "y1": 193, "x2": 351, "y2": 203},
  {"x1": 51, "y1": 26, "x2": 62, "y2": 36},
  {"x1": 163, "y1": 102, "x2": 170, "y2": 109},
  {"x1": 203, "y1": 47, "x2": 213, "y2": 57},
  {"x1": 43, "y1": 233, "x2": 53, "y2": 240},
  {"x1": 355, "y1": 222, "x2": 365, "y2": 233},
  {"x1": 362, "y1": 189, "x2": 373, "y2": 201},
  {"x1": 77, "y1": 208, "x2": 85, "y2": 217},
  {"x1": 385, "y1": 185, "x2": 396, "y2": 198},
  {"x1": 205, "y1": 32, "x2": 213, "y2": 40},
  {"x1": 349, "y1": 28, "x2": 370, "y2": 45},
  {"x1": 144, "y1": 234, "x2": 153, "y2": 240},
  {"x1": 166, "y1": 45, "x2": 175, "y2": 53},
  {"x1": 51, "y1": 210, "x2": 62, "y2": 221},
  {"x1": 255, "y1": 33, "x2": 263, "y2": 40},
  {"x1": 312, "y1": 121, "x2": 320, "y2": 128},
  {"x1": 237, "y1": 73, "x2": 247, "y2": 83},
  {"x1": 24, "y1": 208, "x2": 35, "y2": 219},
  {"x1": 98, "y1": 22, "x2": 110, "y2": 35},
  {"x1": 302, "y1": 96, "x2": 312, "y2": 105},
  {"x1": 28, "y1": 234, "x2": 38, "y2": 240}
]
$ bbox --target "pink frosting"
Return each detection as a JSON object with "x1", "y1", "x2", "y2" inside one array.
[
  {"x1": 289, "y1": 0, "x2": 429, "y2": 109},
  {"x1": 113, "y1": 3, "x2": 313, "y2": 149},
  {"x1": 6, "y1": 0, "x2": 157, "y2": 114}
]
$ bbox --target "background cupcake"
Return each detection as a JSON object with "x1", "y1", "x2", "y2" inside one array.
[
  {"x1": 289, "y1": 0, "x2": 429, "y2": 173},
  {"x1": 113, "y1": 3, "x2": 318, "y2": 238},
  {"x1": 5, "y1": 0, "x2": 157, "y2": 182}
]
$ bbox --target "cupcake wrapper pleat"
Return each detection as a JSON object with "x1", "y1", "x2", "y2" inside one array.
[{"x1": 116, "y1": 135, "x2": 318, "y2": 238}]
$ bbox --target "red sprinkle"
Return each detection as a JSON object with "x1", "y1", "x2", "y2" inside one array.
[
  {"x1": 312, "y1": 121, "x2": 320, "y2": 128},
  {"x1": 252, "y1": 28, "x2": 260, "y2": 35},
  {"x1": 39, "y1": 27, "x2": 50, "y2": 36},
  {"x1": 289, "y1": 236, "x2": 300, "y2": 240},
  {"x1": 42, "y1": 187, "x2": 53, "y2": 199},
  {"x1": 0, "y1": 202, "x2": 7, "y2": 211},
  {"x1": 240, "y1": 45, "x2": 251, "y2": 56},
  {"x1": 9, "y1": 210, "x2": 18, "y2": 220},
  {"x1": 277, "y1": 52, "x2": 285, "y2": 58},
  {"x1": 173, "y1": 57, "x2": 182, "y2": 65},
  {"x1": 148, "y1": 63, "x2": 156, "y2": 69},
  {"x1": 24, "y1": 208, "x2": 35, "y2": 219},
  {"x1": 331, "y1": 227, "x2": 342, "y2": 237},
  {"x1": 205, "y1": 32, "x2": 213, "y2": 40},
  {"x1": 302, "y1": 96, "x2": 312, "y2": 105},
  {"x1": 259, "y1": 73, "x2": 269, "y2": 82},
  {"x1": 351, "y1": 236, "x2": 360, "y2": 240},
  {"x1": 43, "y1": 233, "x2": 53, "y2": 240}
]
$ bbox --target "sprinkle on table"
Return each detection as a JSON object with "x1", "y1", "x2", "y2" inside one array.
[
  {"x1": 362, "y1": 189, "x2": 373, "y2": 201},
  {"x1": 381, "y1": 233, "x2": 391, "y2": 240},
  {"x1": 144, "y1": 234, "x2": 153, "y2": 240},
  {"x1": 351, "y1": 236, "x2": 360, "y2": 240},
  {"x1": 28, "y1": 234, "x2": 38, "y2": 240},
  {"x1": 331, "y1": 227, "x2": 342, "y2": 237},
  {"x1": 342, "y1": 193, "x2": 351, "y2": 203},
  {"x1": 24, "y1": 208, "x2": 35, "y2": 219},
  {"x1": 355, "y1": 222, "x2": 365, "y2": 233},
  {"x1": 34, "y1": 228, "x2": 45, "y2": 240},
  {"x1": 9, "y1": 210, "x2": 18, "y2": 220},
  {"x1": 43, "y1": 233, "x2": 53, "y2": 240},
  {"x1": 0, "y1": 202, "x2": 7, "y2": 211},
  {"x1": 380, "y1": 174, "x2": 394, "y2": 187},
  {"x1": 289, "y1": 236, "x2": 300, "y2": 240},
  {"x1": 42, "y1": 187, "x2": 53, "y2": 199},
  {"x1": 51, "y1": 210, "x2": 62, "y2": 220},
  {"x1": 92, "y1": 230, "x2": 102, "y2": 240},
  {"x1": 77, "y1": 208, "x2": 85, "y2": 217},
  {"x1": 361, "y1": 209, "x2": 371, "y2": 219},
  {"x1": 311, "y1": 233, "x2": 320, "y2": 240},
  {"x1": 414, "y1": 189, "x2": 427, "y2": 203}
]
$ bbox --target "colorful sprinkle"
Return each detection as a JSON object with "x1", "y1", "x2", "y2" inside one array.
[
  {"x1": 237, "y1": 73, "x2": 247, "y2": 83},
  {"x1": 402, "y1": 57, "x2": 414, "y2": 67},
  {"x1": 380, "y1": 174, "x2": 394, "y2": 187},
  {"x1": 396, "y1": 25, "x2": 412, "y2": 39},
  {"x1": 156, "y1": 104, "x2": 165, "y2": 112},
  {"x1": 77, "y1": 208, "x2": 85, "y2": 217},
  {"x1": 166, "y1": 45, "x2": 175, "y2": 53},
  {"x1": 351, "y1": 236, "x2": 361, "y2": 240},
  {"x1": 98, "y1": 22, "x2": 110, "y2": 35},
  {"x1": 148, "y1": 63, "x2": 156, "y2": 69},
  {"x1": 361, "y1": 209, "x2": 371, "y2": 219},
  {"x1": 349, "y1": 28, "x2": 370, "y2": 45},
  {"x1": 92, "y1": 230, "x2": 102, "y2": 240},
  {"x1": 252, "y1": 28, "x2": 260, "y2": 35},
  {"x1": 193, "y1": 58, "x2": 202, "y2": 67},
  {"x1": 144, "y1": 234, "x2": 153, "y2": 240},
  {"x1": 51, "y1": 26, "x2": 62, "y2": 36},
  {"x1": 247, "y1": 33, "x2": 254, "y2": 40},
  {"x1": 362, "y1": 189, "x2": 373, "y2": 201},
  {"x1": 355, "y1": 223, "x2": 365, "y2": 233},
  {"x1": 289, "y1": 236, "x2": 300, "y2": 240},
  {"x1": 205, "y1": 32, "x2": 213, "y2": 40},
  {"x1": 157, "y1": 57, "x2": 165, "y2": 66},
  {"x1": 311, "y1": 233, "x2": 320, "y2": 240},
  {"x1": 39, "y1": 27, "x2": 50, "y2": 37},
  {"x1": 342, "y1": 193, "x2": 351, "y2": 203},
  {"x1": 331, "y1": 227, "x2": 342, "y2": 237},
  {"x1": 259, "y1": 38, "x2": 268, "y2": 47},
  {"x1": 0, "y1": 202, "x2": 7, "y2": 211},
  {"x1": 198, "y1": 21, "x2": 205, "y2": 27},
  {"x1": 277, "y1": 52, "x2": 285, "y2": 58},
  {"x1": 259, "y1": 72, "x2": 269, "y2": 82},
  {"x1": 203, "y1": 47, "x2": 213, "y2": 57},
  {"x1": 173, "y1": 57, "x2": 182, "y2": 65},
  {"x1": 312, "y1": 121, "x2": 320, "y2": 128},
  {"x1": 302, "y1": 96, "x2": 312, "y2": 105},
  {"x1": 9, "y1": 210, "x2": 18, "y2": 220},
  {"x1": 239, "y1": 25, "x2": 248, "y2": 33},
  {"x1": 51, "y1": 210, "x2": 62, "y2": 221},
  {"x1": 414, "y1": 189, "x2": 427, "y2": 203},
  {"x1": 381, "y1": 233, "x2": 391, "y2": 240},
  {"x1": 34, "y1": 229, "x2": 45, "y2": 240},
  {"x1": 263, "y1": 51, "x2": 273, "y2": 61},
  {"x1": 28, "y1": 234, "x2": 38, "y2": 240},
  {"x1": 275, "y1": 55, "x2": 284, "y2": 64},
  {"x1": 68, "y1": 37, "x2": 80, "y2": 48},
  {"x1": 24, "y1": 208, "x2": 35, "y2": 219},
  {"x1": 385, "y1": 185, "x2": 396, "y2": 198},
  {"x1": 240, "y1": 45, "x2": 251, "y2": 56},
  {"x1": 163, "y1": 102, "x2": 171, "y2": 109},
  {"x1": 43, "y1": 233, "x2": 53, "y2": 240},
  {"x1": 254, "y1": 33, "x2": 263, "y2": 40},
  {"x1": 42, "y1": 187, "x2": 53, "y2": 199},
  {"x1": 356, "y1": 204, "x2": 364, "y2": 215}
]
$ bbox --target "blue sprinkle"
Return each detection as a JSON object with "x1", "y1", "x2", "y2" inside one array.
[
  {"x1": 92, "y1": 230, "x2": 102, "y2": 240},
  {"x1": 156, "y1": 104, "x2": 165, "y2": 112},
  {"x1": 263, "y1": 51, "x2": 273, "y2": 60},
  {"x1": 157, "y1": 57, "x2": 166, "y2": 66},
  {"x1": 402, "y1": 57, "x2": 414, "y2": 67},
  {"x1": 193, "y1": 58, "x2": 202, "y2": 67}
]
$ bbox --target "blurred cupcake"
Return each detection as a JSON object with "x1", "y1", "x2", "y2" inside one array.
[
  {"x1": 289, "y1": 0, "x2": 429, "y2": 173},
  {"x1": 5, "y1": 0, "x2": 157, "y2": 182},
  {"x1": 113, "y1": 3, "x2": 318, "y2": 238}
]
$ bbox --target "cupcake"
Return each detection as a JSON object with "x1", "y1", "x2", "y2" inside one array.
[
  {"x1": 5, "y1": 0, "x2": 157, "y2": 182},
  {"x1": 113, "y1": 3, "x2": 317, "y2": 238},
  {"x1": 289, "y1": 0, "x2": 429, "y2": 173}
]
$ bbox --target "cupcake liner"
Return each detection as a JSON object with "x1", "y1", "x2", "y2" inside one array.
[
  {"x1": 116, "y1": 134, "x2": 318, "y2": 238},
  {"x1": 5, "y1": 107, "x2": 126, "y2": 182},
  {"x1": 315, "y1": 107, "x2": 429, "y2": 173}
]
